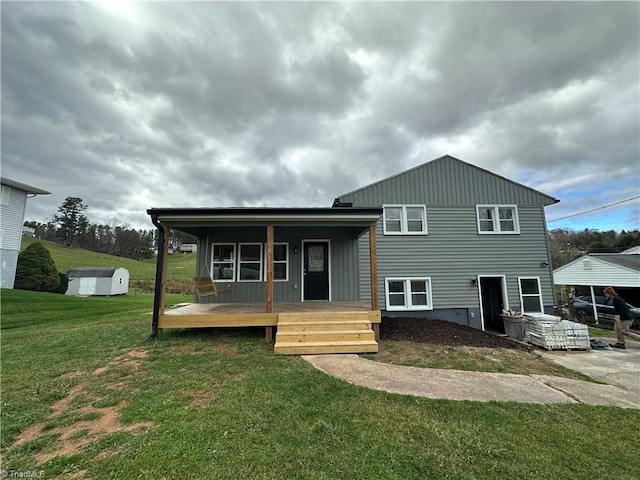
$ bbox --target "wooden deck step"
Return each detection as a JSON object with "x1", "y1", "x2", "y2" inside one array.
[
  {"x1": 274, "y1": 340, "x2": 378, "y2": 355},
  {"x1": 277, "y1": 320, "x2": 372, "y2": 332},
  {"x1": 276, "y1": 330, "x2": 375, "y2": 342},
  {"x1": 278, "y1": 312, "x2": 371, "y2": 323},
  {"x1": 275, "y1": 311, "x2": 378, "y2": 355}
]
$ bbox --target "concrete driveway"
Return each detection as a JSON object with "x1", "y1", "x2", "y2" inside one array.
[
  {"x1": 303, "y1": 337, "x2": 640, "y2": 409},
  {"x1": 539, "y1": 336, "x2": 640, "y2": 395}
]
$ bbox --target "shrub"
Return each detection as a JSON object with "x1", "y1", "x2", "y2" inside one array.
[
  {"x1": 14, "y1": 242, "x2": 60, "y2": 292},
  {"x1": 53, "y1": 272, "x2": 69, "y2": 294}
]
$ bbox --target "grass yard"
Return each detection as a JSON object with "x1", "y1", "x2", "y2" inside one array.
[{"x1": 1, "y1": 290, "x2": 639, "y2": 479}]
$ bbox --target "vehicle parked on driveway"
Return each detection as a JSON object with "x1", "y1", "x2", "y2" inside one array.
[{"x1": 572, "y1": 295, "x2": 640, "y2": 329}]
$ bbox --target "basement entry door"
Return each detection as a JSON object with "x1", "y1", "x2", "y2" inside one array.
[{"x1": 303, "y1": 241, "x2": 329, "y2": 301}]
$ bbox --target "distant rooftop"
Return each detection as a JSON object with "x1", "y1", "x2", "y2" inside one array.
[{"x1": 1, "y1": 177, "x2": 50, "y2": 195}]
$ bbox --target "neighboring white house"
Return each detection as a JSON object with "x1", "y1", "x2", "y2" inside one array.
[
  {"x1": 66, "y1": 267, "x2": 130, "y2": 296},
  {"x1": 1, "y1": 177, "x2": 50, "y2": 289},
  {"x1": 553, "y1": 253, "x2": 640, "y2": 289},
  {"x1": 553, "y1": 252, "x2": 640, "y2": 309}
]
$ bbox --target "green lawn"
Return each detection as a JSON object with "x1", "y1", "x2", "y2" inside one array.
[{"x1": 1, "y1": 290, "x2": 639, "y2": 479}]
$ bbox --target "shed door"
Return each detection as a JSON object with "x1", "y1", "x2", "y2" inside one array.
[
  {"x1": 79, "y1": 277, "x2": 97, "y2": 295},
  {"x1": 303, "y1": 242, "x2": 329, "y2": 301}
]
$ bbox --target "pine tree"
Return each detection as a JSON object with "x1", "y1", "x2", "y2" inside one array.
[{"x1": 54, "y1": 197, "x2": 89, "y2": 247}]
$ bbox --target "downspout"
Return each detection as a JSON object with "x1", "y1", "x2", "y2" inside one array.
[{"x1": 147, "y1": 214, "x2": 165, "y2": 343}]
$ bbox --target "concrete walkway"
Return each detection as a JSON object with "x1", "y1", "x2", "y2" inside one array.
[{"x1": 303, "y1": 337, "x2": 640, "y2": 409}]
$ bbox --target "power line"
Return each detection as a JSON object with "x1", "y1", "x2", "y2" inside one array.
[{"x1": 547, "y1": 195, "x2": 640, "y2": 223}]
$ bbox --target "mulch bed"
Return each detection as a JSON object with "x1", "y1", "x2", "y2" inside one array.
[{"x1": 380, "y1": 317, "x2": 532, "y2": 351}]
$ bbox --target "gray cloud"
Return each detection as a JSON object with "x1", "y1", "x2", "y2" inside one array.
[{"x1": 2, "y1": 1, "x2": 638, "y2": 232}]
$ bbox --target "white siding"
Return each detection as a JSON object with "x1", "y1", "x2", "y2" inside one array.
[
  {"x1": 0, "y1": 186, "x2": 27, "y2": 251},
  {"x1": 554, "y1": 256, "x2": 640, "y2": 288},
  {"x1": 0, "y1": 186, "x2": 28, "y2": 288}
]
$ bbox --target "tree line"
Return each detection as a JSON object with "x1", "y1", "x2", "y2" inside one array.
[
  {"x1": 24, "y1": 197, "x2": 157, "y2": 261},
  {"x1": 548, "y1": 228, "x2": 639, "y2": 269}
]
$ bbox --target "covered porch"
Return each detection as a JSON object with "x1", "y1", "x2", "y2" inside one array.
[{"x1": 148, "y1": 207, "x2": 383, "y2": 354}]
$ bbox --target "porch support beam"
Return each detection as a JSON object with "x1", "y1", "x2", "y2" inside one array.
[
  {"x1": 369, "y1": 224, "x2": 380, "y2": 341},
  {"x1": 150, "y1": 221, "x2": 169, "y2": 338},
  {"x1": 159, "y1": 225, "x2": 169, "y2": 319},
  {"x1": 266, "y1": 225, "x2": 274, "y2": 341}
]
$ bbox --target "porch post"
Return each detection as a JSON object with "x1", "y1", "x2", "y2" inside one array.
[
  {"x1": 150, "y1": 222, "x2": 169, "y2": 339},
  {"x1": 265, "y1": 225, "x2": 274, "y2": 341},
  {"x1": 369, "y1": 224, "x2": 380, "y2": 340},
  {"x1": 159, "y1": 225, "x2": 170, "y2": 319},
  {"x1": 369, "y1": 224, "x2": 378, "y2": 310}
]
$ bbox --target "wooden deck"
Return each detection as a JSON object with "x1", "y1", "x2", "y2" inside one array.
[
  {"x1": 159, "y1": 301, "x2": 381, "y2": 355},
  {"x1": 161, "y1": 301, "x2": 378, "y2": 327}
]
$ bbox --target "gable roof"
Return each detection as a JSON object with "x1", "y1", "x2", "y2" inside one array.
[
  {"x1": 67, "y1": 267, "x2": 125, "y2": 278},
  {"x1": 1, "y1": 177, "x2": 50, "y2": 195},
  {"x1": 553, "y1": 253, "x2": 640, "y2": 287},
  {"x1": 335, "y1": 154, "x2": 559, "y2": 206},
  {"x1": 588, "y1": 253, "x2": 640, "y2": 271}
]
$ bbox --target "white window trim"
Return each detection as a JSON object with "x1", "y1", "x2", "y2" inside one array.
[
  {"x1": 211, "y1": 243, "x2": 236, "y2": 283},
  {"x1": 1, "y1": 185, "x2": 10, "y2": 205},
  {"x1": 385, "y1": 277, "x2": 433, "y2": 311},
  {"x1": 238, "y1": 243, "x2": 263, "y2": 282},
  {"x1": 383, "y1": 205, "x2": 428, "y2": 235},
  {"x1": 476, "y1": 205, "x2": 520, "y2": 234},
  {"x1": 518, "y1": 276, "x2": 543, "y2": 313},
  {"x1": 263, "y1": 242, "x2": 289, "y2": 282}
]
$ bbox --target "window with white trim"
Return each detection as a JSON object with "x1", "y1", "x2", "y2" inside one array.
[
  {"x1": 383, "y1": 205, "x2": 427, "y2": 235},
  {"x1": 211, "y1": 243, "x2": 235, "y2": 282},
  {"x1": 1, "y1": 186, "x2": 10, "y2": 205},
  {"x1": 385, "y1": 277, "x2": 432, "y2": 311},
  {"x1": 519, "y1": 277, "x2": 543, "y2": 313},
  {"x1": 477, "y1": 205, "x2": 519, "y2": 234},
  {"x1": 271, "y1": 242, "x2": 289, "y2": 281},
  {"x1": 238, "y1": 243, "x2": 263, "y2": 282}
]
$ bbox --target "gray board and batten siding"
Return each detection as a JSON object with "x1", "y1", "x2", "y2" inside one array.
[
  {"x1": 336, "y1": 155, "x2": 559, "y2": 329},
  {"x1": 194, "y1": 226, "x2": 363, "y2": 304}
]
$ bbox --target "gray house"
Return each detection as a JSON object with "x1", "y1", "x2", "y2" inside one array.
[
  {"x1": 1, "y1": 177, "x2": 50, "y2": 289},
  {"x1": 335, "y1": 155, "x2": 559, "y2": 332},
  {"x1": 147, "y1": 155, "x2": 559, "y2": 353},
  {"x1": 66, "y1": 267, "x2": 130, "y2": 296}
]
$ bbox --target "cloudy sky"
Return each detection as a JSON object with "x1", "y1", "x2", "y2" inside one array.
[{"x1": 2, "y1": 1, "x2": 639, "y2": 232}]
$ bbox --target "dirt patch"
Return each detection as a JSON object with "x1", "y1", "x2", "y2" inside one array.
[
  {"x1": 380, "y1": 317, "x2": 531, "y2": 350},
  {"x1": 12, "y1": 349, "x2": 153, "y2": 464},
  {"x1": 93, "y1": 349, "x2": 149, "y2": 375}
]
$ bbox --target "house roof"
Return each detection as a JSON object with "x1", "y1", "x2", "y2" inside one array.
[
  {"x1": 148, "y1": 207, "x2": 383, "y2": 237},
  {"x1": 553, "y1": 253, "x2": 640, "y2": 288},
  {"x1": 1, "y1": 177, "x2": 50, "y2": 195},
  {"x1": 335, "y1": 154, "x2": 560, "y2": 206},
  {"x1": 67, "y1": 267, "x2": 124, "y2": 278},
  {"x1": 148, "y1": 207, "x2": 382, "y2": 224},
  {"x1": 588, "y1": 253, "x2": 640, "y2": 271}
]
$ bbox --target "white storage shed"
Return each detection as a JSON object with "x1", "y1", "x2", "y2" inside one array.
[{"x1": 66, "y1": 267, "x2": 129, "y2": 296}]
